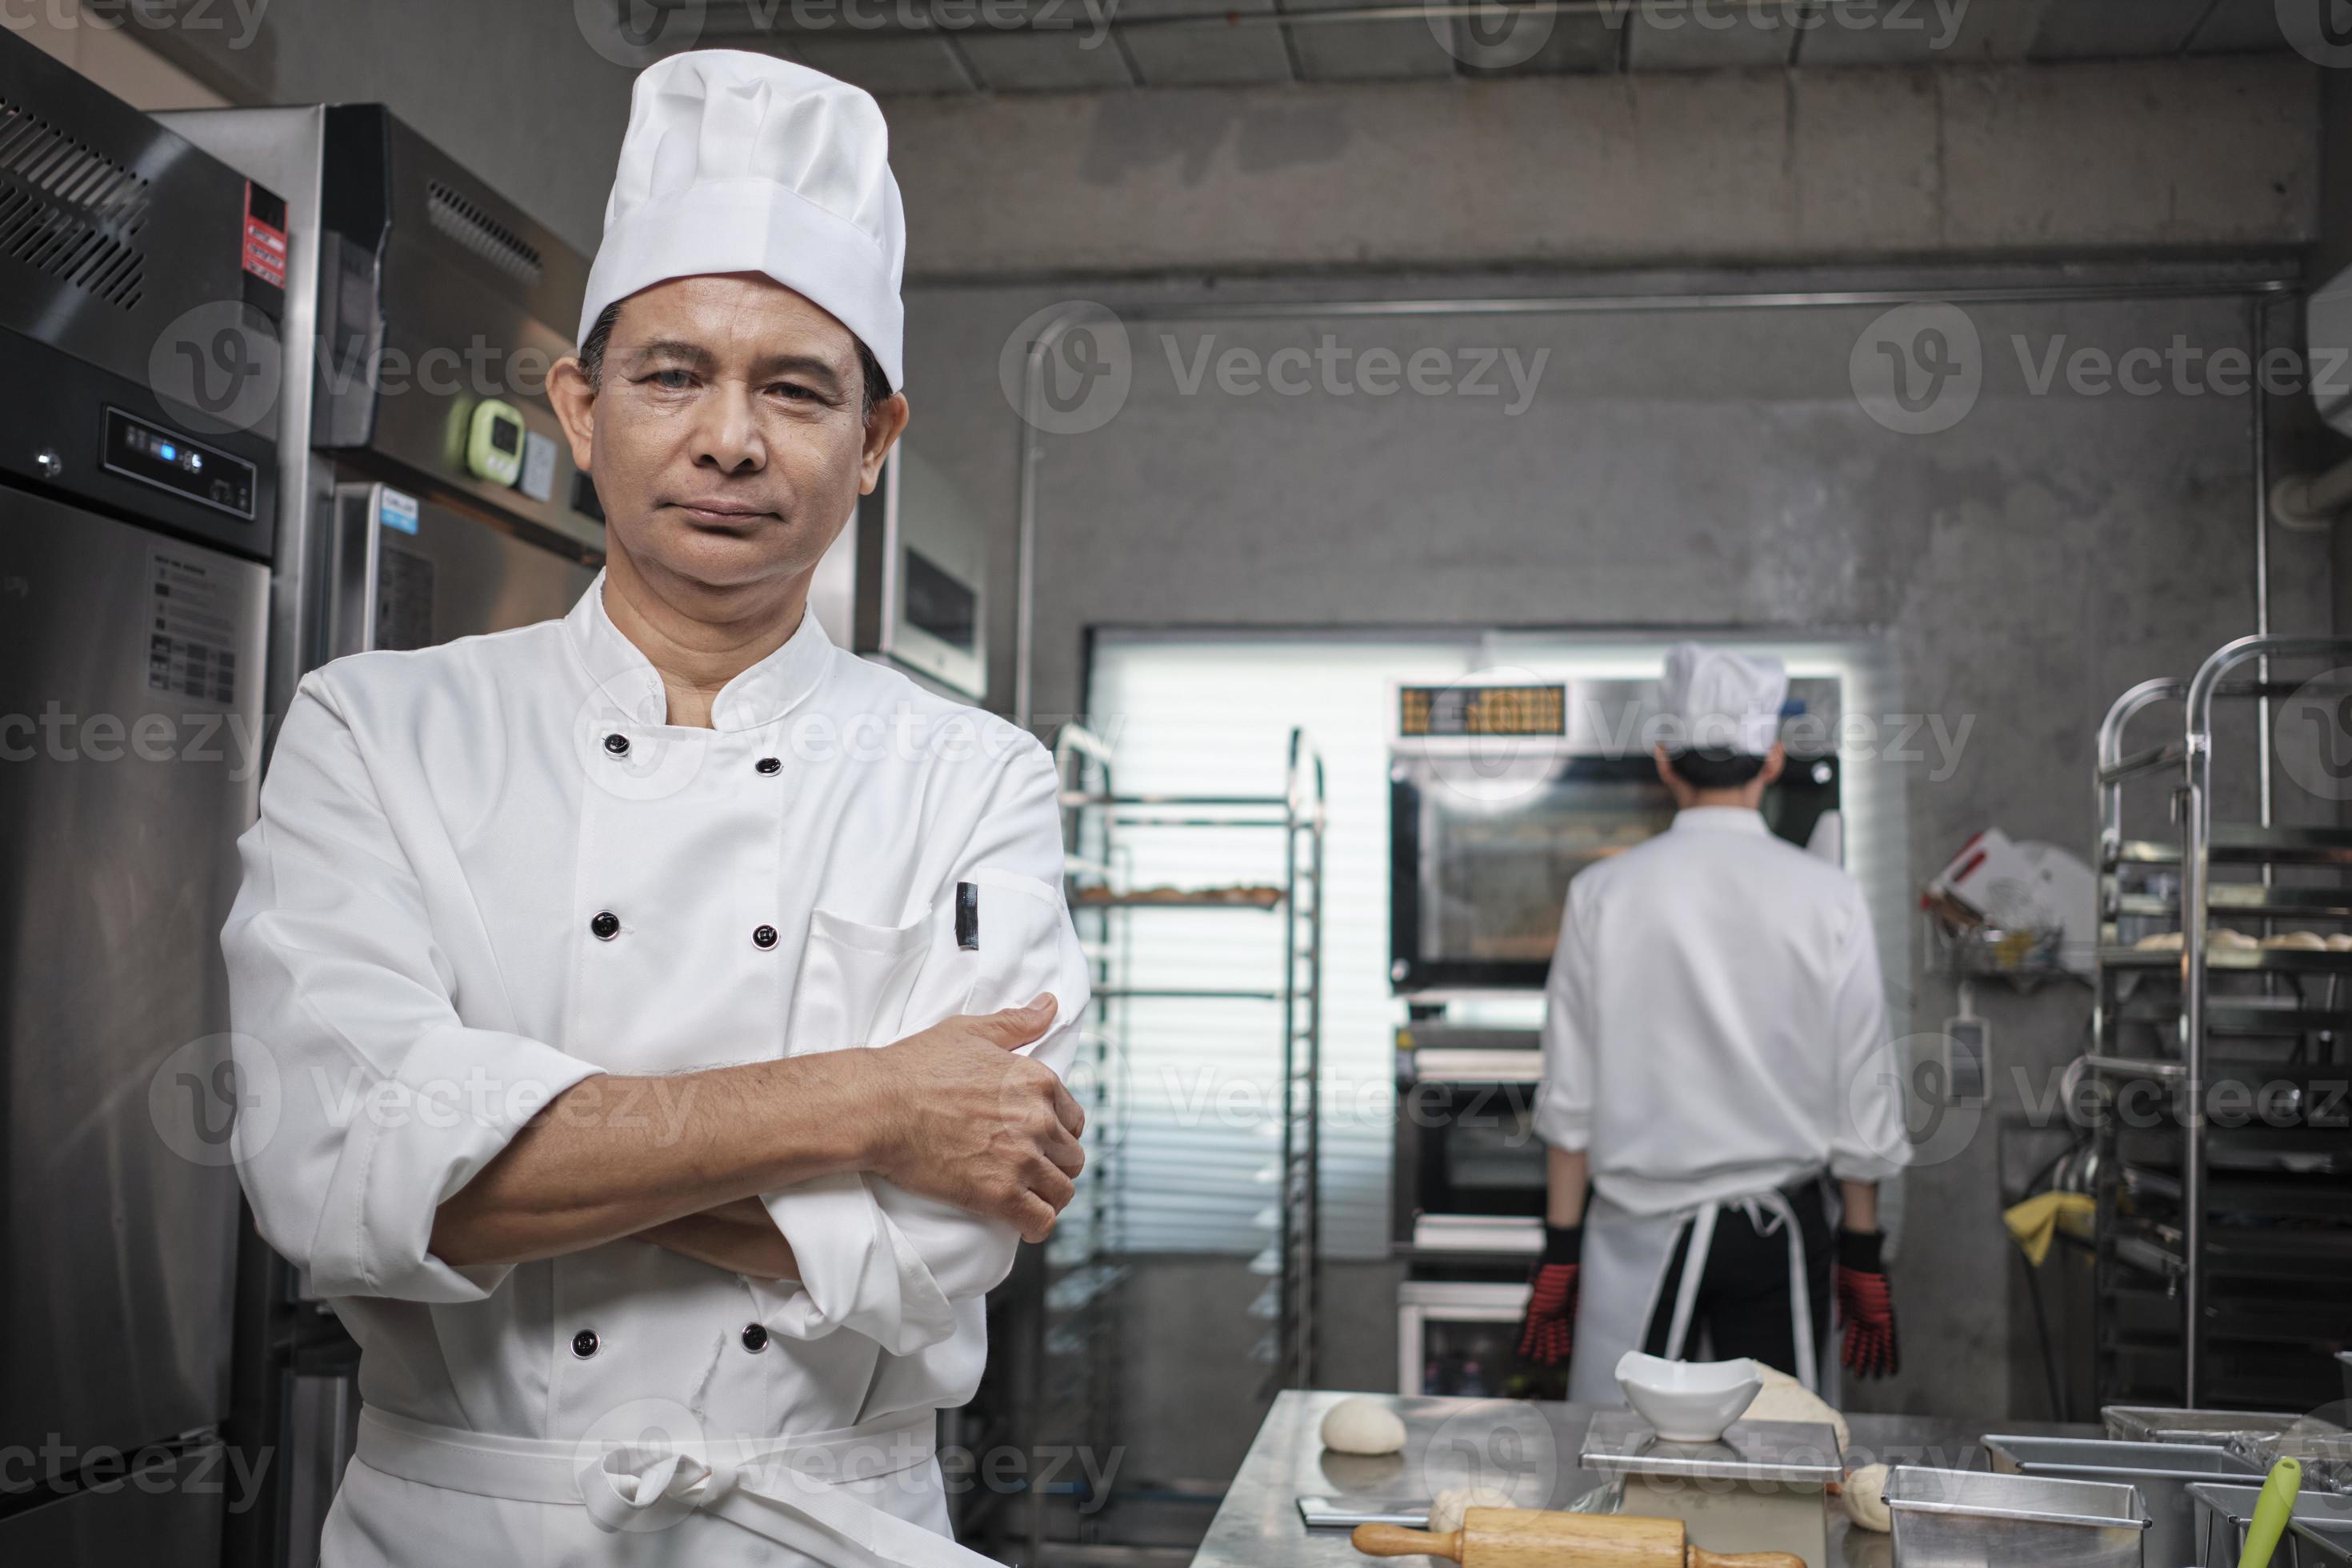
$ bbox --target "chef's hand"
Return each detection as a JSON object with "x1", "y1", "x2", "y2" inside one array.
[
  {"x1": 1516, "y1": 1225, "x2": 1582, "y2": 1367},
  {"x1": 1834, "y1": 1229, "x2": 1900, "y2": 1379},
  {"x1": 863, "y1": 996, "x2": 1086, "y2": 1244}
]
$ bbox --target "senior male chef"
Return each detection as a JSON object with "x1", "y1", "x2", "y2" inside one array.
[
  {"x1": 221, "y1": 51, "x2": 1090, "y2": 1567},
  {"x1": 1514, "y1": 646, "x2": 1909, "y2": 1402}
]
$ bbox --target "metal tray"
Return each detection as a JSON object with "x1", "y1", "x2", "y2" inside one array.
[
  {"x1": 2187, "y1": 1482, "x2": 2352, "y2": 1568},
  {"x1": 1578, "y1": 1410, "x2": 1842, "y2": 1486},
  {"x1": 1986, "y1": 1434, "x2": 2261, "y2": 1568},
  {"x1": 1294, "y1": 1496, "x2": 1426, "y2": 1530},
  {"x1": 1885, "y1": 1466, "x2": 2148, "y2": 1568}
]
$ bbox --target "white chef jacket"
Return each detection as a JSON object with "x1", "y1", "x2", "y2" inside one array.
[
  {"x1": 220, "y1": 573, "x2": 1090, "y2": 1566},
  {"x1": 1532, "y1": 806, "x2": 1907, "y2": 1218}
]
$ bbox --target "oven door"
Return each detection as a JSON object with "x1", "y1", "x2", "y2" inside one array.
[
  {"x1": 1398, "y1": 1281, "x2": 1534, "y2": 1397},
  {"x1": 1395, "y1": 1050, "x2": 1548, "y2": 1257},
  {"x1": 1388, "y1": 751, "x2": 1840, "y2": 994}
]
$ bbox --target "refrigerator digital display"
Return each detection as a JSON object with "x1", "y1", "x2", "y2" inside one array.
[{"x1": 102, "y1": 408, "x2": 257, "y2": 521}]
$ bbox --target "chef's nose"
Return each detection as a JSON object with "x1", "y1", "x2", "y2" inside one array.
[{"x1": 691, "y1": 379, "x2": 766, "y2": 475}]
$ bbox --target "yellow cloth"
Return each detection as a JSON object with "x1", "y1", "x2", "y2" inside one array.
[{"x1": 2004, "y1": 1190, "x2": 2096, "y2": 1267}]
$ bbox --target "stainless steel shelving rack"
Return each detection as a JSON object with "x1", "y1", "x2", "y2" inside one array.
[
  {"x1": 2091, "y1": 636, "x2": 2352, "y2": 1410},
  {"x1": 1014, "y1": 722, "x2": 1325, "y2": 1560}
]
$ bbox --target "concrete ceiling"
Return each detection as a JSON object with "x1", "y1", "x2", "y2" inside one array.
[{"x1": 678, "y1": 0, "x2": 2299, "y2": 98}]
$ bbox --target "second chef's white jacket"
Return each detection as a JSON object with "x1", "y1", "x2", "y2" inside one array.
[
  {"x1": 1532, "y1": 806, "x2": 1908, "y2": 1218},
  {"x1": 220, "y1": 573, "x2": 1090, "y2": 1565}
]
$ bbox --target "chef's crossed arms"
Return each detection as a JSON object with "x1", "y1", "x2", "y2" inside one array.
[{"x1": 431, "y1": 994, "x2": 1087, "y2": 1275}]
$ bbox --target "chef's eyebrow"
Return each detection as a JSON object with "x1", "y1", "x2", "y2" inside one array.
[
  {"x1": 748, "y1": 352, "x2": 847, "y2": 390},
  {"x1": 625, "y1": 339, "x2": 718, "y2": 374}
]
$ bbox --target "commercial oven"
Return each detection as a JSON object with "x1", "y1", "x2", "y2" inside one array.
[
  {"x1": 1389, "y1": 676, "x2": 1843, "y2": 994},
  {"x1": 0, "y1": 32, "x2": 278, "y2": 1565},
  {"x1": 1394, "y1": 1026, "x2": 1548, "y2": 1258}
]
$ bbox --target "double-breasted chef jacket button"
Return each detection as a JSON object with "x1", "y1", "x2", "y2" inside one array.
[
  {"x1": 754, "y1": 756, "x2": 782, "y2": 775},
  {"x1": 752, "y1": 924, "x2": 778, "y2": 950},
  {"x1": 602, "y1": 732, "x2": 630, "y2": 757},
  {"x1": 590, "y1": 911, "x2": 621, "y2": 942},
  {"x1": 571, "y1": 1329, "x2": 599, "y2": 1358},
  {"x1": 741, "y1": 1322, "x2": 769, "y2": 1353}
]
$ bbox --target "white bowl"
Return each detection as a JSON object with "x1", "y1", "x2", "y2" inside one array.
[{"x1": 1614, "y1": 1351, "x2": 1763, "y2": 1444}]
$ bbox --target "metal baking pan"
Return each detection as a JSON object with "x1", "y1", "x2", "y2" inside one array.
[
  {"x1": 1885, "y1": 1466, "x2": 2148, "y2": 1568},
  {"x1": 2188, "y1": 1482, "x2": 2352, "y2": 1567},
  {"x1": 1986, "y1": 1434, "x2": 2261, "y2": 1568},
  {"x1": 2228, "y1": 1432, "x2": 2352, "y2": 1496},
  {"x1": 2105, "y1": 1406, "x2": 2311, "y2": 1445},
  {"x1": 2293, "y1": 1517, "x2": 2352, "y2": 1567}
]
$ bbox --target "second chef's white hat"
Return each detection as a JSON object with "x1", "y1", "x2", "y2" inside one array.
[
  {"x1": 578, "y1": 50, "x2": 906, "y2": 390},
  {"x1": 1662, "y1": 643, "x2": 1788, "y2": 755}
]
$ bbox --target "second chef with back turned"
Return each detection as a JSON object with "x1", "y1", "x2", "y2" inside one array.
[{"x1": 1515, "y1": 645, "x2": 1910, "y2": 1402}]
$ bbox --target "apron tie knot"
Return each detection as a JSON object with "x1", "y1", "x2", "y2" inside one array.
[{"x1": 578, "y1": 1442, "x2": 740, "y2": 1534}]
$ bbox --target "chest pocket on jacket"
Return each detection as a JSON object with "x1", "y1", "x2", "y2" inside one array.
[{"x1": 790, "y1": 906, "x2": 930, "y2": 1054}]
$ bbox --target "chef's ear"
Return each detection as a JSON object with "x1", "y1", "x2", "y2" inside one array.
[
  {"x1": 1758, "y1": 742, "x2": 1787, "y2": 786},
  {"x1": 547, "y1": 354, "x2": 598, "y2": 477},
  {"x1": 859, "y1": 392, "x2": 909, "y2": 494}
]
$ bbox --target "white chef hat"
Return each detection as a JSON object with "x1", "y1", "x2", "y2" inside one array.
[
  {"x1": 1662, "y1": 643, "x2": 1788, "y2": 756},
  {"x1": 578, "y1": 50, "x2": 906, "y2": 390}
]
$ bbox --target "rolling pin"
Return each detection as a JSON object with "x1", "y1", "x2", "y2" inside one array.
[{"x1": 1353, "y1": 1508, "x2": 1807, "y2": 1568}]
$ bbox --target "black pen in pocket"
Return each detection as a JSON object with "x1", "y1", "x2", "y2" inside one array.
[{"x1": 955, "y1": 881, "x2": 979, "y2": 950}]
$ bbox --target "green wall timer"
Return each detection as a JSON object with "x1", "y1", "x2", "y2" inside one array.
[{"x1": 466, "y1": 398, "x2": 526, "y2": 487}]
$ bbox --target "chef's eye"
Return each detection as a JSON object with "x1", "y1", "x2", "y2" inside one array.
[
  {"x1": 642, "y1": 368, "x2": 697, "y2": 390},
  {"x1": 766, "y1": 381, "x2": 822, "y2": 402}
]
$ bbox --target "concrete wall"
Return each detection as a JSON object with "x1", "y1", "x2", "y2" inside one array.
[
  {"x1": 885, "y1": 57, "x2": 2318, "y2": 278},
  {"x1": 12, "y1": 1, "x2": 230, "y2": 107},
  {"x1": 116, "y1": 10, "x2": 2321, "y2": 279}
]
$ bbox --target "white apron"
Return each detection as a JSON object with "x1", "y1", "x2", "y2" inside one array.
[
  {"x1": 336, "y1": 1406, "x2": 991, "y2": 1566},
  {"x1": 1565, "y1": 1187, "x2": 1819, "y2": 1406}
]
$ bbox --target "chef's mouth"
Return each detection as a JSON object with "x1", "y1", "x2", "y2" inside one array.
[{"x1": 669, "y1": 501, "x2": 779, "y2": 527}]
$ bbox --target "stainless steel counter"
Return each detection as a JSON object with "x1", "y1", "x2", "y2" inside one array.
[{"x1": 1190, "y1": 1391, "x2": 2096, "y2": 1567}]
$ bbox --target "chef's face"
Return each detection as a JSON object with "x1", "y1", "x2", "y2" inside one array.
[{"x1": 548, "y1": 273, "x2": 909, "y2": 600}]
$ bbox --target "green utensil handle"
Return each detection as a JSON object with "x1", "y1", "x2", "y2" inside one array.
[{"x1": 2241, "y1": 1457, "x2": 2303, "y2": 1568}]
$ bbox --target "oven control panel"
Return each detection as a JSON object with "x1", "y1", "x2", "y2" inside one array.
[{"x1": 102, "y1": 407, "x2": 257, "y2": 521}]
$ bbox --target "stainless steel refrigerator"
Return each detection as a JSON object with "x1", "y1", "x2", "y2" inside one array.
[{"x1": 0, "y1": 32, "x2": 279, "y2": 1565}]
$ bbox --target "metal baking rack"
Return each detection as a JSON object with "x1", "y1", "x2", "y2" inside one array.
[
  {"x1": 2090, "y1": 637, "x2": 2352, "y2": 1411},
  {"x1": 997, "y1": 722, "x2": 1324, "y2": 1562}
]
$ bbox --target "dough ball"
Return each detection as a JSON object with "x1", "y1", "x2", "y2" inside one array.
[
  {"x1": 2326, "y1": 934, "x2": 2352, "y2": 952},
  {"x1": 2210, "y1": 928, "x2": 2259, "y2": 950},
  {"x1": 1427, "y1": 1486, "x2": 1516, "y2": 1534},
  {"x1": 1320, "y1": 1398, "x2": 1407, "y2": 1457},
  {"x1": 1742, "y1": 1375, "x2": 1851, "y2": 1453},
  {"x1": 2263, "y1": 930, "x2": 2326, "y2": 951},
  {"x1": 1842, "y1": 1463, "x2": 1892, "y2": 1533},
  {"x1": 2134, "y1": 931, "x2": 2183, "y2": 952}
]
